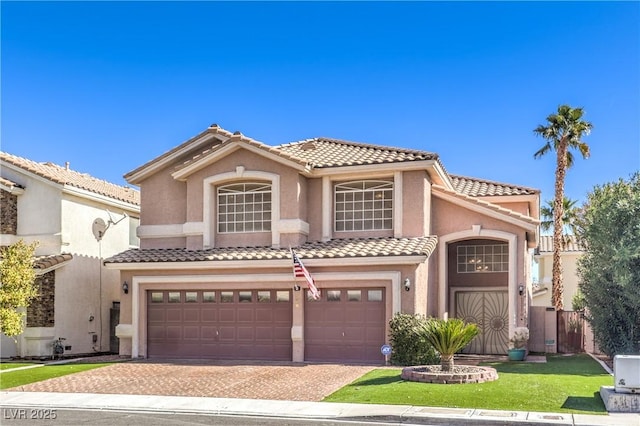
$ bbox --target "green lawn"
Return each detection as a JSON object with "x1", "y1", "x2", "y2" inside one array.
[
  {"x1": 0, "y1": 363, "x2": 39, "y2": 371},
  {"x1": 324, "y1": 354, "x2": 612, "y2": 414},
  {"x1": 0, "y1": 363, "x2": 110, "y2": 389}
]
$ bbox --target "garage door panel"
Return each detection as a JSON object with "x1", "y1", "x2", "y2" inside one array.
[
  {"x1": 237, "y1": 327, "x2": 255, "y2": 340},
  {"x1": 147, "y1": 289, "x2": 292, "y2": 360},
  {"x1": 237, "y1": 308, "x2": 254, "y2": 322},
  {"x1": 183, "y1": 308, "x2": 199, "y2": 322},
  {"x1": 305, "y1": 287, "x2": 385, "y2": 363},
  {"x1": 165, "y1": 308, "x2": 182, "y2": 322},
  {"x1": 183, "y1": 326, "x2": 200, "y2": 339},
  {"x1": 256, "y1": 308, "x2": 273, "y2": 322},
  {"x1": 218, "y1": 308, "x2": 236, "y2": 322},
  {"x1": 201, "y1": 326, "x2": 218, "y2": 339},
  {"x1": 165, "y1": 325, "x2": 182, "y2": 339}
]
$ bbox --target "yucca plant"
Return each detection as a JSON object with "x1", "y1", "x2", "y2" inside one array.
[{"x1": 418, "y1": 318, "x2": 479, "y2": 371}]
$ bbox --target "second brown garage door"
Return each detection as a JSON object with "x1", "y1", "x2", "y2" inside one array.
[
  {"x1": 147, "y1": 289, "x2": 292, "y2": 360},
  {"x1": 304, "y1": 288, "x2": 385, "y2": 364}
]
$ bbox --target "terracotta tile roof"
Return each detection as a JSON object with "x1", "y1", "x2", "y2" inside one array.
[
  {"x1": 175, "y1": 131, "x2": 309, "y2": 173},
  {"x1": 0, "y1": 176, "x2": 23, "y2": 189},
  {"x1": 34, "y1": 253, "x2": 73, "y2": 269},
  {"x1": 450, "y1": 175, "x2": 539, "y2": 196},
  {"x1": 104, "y1": 236, "x2": 438, "y2": 264},
  {"x1": 276, "y1": 138, "x2": 439, "y2": 168},
  {"x1": 125, "y1": 124, "x2": 235, "y2": 181},
  {"x1": 1, "y1": 152, "x2": 140, "y2": 206},
  {"x1": 538, "y1": 235, "x2": 585, "y2": 252},
  {"x1": 432, "y1": 184, "x2": 540, "y2": 226}
]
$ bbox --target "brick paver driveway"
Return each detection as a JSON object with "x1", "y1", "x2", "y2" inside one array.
[{"x1": 7, "y1": 360, "x2": 376, "y2": 401}]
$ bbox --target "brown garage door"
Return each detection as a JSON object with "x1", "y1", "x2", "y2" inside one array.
[
  {"x1": 305, "y1": 288, "x2": 385, "y2": 363},
  {"x1": 147, "y1": 289, "x2": 292, "y2": 360}
]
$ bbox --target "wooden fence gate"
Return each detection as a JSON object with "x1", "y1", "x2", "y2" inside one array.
[{"x1": 557, "y1": 310, "x2": 585, "y2": 353}]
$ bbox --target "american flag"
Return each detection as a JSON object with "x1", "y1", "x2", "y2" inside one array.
[{"x1": 290, "y1": 248, "x2": 320, "y2": 300}]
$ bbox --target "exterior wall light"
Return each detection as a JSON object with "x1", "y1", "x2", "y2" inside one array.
[
  {"x1": 404, "y1": 277, "x2": 411, "y2": 292},
  {"x1": 122, "y1": 281, "x2": 129, "y2": 294},
  {"x1": 518, "y1": 284, "x2": 524, "y2": 296}
]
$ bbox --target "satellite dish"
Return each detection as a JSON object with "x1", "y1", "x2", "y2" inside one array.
[{"x1": 92, "y1": 218, "x2": 108, "y2": 241}]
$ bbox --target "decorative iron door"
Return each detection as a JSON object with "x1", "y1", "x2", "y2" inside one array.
[{"x1": 455, "y1": 291, "x2": 508, "y2": 354}]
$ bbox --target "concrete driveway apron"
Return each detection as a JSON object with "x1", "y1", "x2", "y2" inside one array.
[{"x1": 6, "y1": 360, "x2": 376, "y2": 401}]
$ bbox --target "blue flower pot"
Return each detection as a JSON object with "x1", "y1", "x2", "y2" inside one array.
[{"x1": 508, "y1": 348, "x2": 526, "y2": 361}]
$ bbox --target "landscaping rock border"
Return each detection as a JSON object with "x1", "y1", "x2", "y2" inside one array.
[{"x1": 401, "y1": 365, "x2": 498, "y2": 384}]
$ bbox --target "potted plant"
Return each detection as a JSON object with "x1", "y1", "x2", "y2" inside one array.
[{"x1": 507, "y1": 327, "x2": 529, "y2": 361}]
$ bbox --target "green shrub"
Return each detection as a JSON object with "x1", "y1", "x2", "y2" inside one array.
[{"x1": 388, "y1": 313, "x2": 440, "y2": 366}]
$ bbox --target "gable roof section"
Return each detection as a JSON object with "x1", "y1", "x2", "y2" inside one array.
[
  {"x1": 172, "y1": 131, "x2": 312, "y2": 180},
  {"x1": 104, "y1": 236, "x2": 438, "y2": 265},
  {"x1": 538, "y1": 235, "x2": 585, "y2": 253},
  {"x1": 1, "y1": 152, "x2": 140, "y2": 206},
  {"x1": 450, "y1": 175, "x2": 539, "y2": 196},
  {"x1": 432, "y1": 184, "x2": 539, "y2": 230},
  {"x1": 124, "y1": 124, "x2": 234, "y2": 184}
]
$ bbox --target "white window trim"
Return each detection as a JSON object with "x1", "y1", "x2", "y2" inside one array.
[
  {"x1": 217, "y1": 182, "x2": 273, "y2": 234},
  {"x1": 203, "y1": 168, "x2": 280, "y2": 248}
]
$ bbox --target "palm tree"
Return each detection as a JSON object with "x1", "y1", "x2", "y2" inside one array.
[
  {"x1": 540, "y1": 196, "x2": 581, "y2": 249},
  {"x1": 419, "y1": 318, "x2": 479, "y2": 371},
  {"x1": 534, "y1": 105, "x2": 592, "y2": 310}
]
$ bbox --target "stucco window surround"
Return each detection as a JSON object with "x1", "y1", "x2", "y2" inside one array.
[
  {"x1": 126, "y1": 271, "x2": 402, "y2": 360},
  {"x1": 438, "y1": 226, "x2": 518, "y2": 337},
  {"x1": 322, "y1": 172, "x2": 403, "y2": 241},
  {"x1": 203, "y1": 168, "x2": 282, "y2": 248}
]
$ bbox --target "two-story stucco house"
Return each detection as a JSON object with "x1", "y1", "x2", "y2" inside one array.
[
  {"x1": 0, "y1": 153, "x2": 140, "y2": 358},
  {"x1": 105, "y1": 124, "x2": 540, "y2": 363}
]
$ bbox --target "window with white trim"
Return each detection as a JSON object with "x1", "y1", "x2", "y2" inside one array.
[
  {"x1": 457, "y1": 244, "x2": 508, "y2": 273},
  {"x1": 334, "y1": 180, "x2": 393, "y2": 231},
  {"x1": 217, "y1": 182, "x2": 272, "y2": 233}
]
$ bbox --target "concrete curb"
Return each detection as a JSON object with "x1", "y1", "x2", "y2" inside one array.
[{"x1": 1, "y1": 392, "x2": 638, "y2": 426}]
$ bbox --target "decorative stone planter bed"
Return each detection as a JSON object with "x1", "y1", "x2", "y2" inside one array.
[{"x1": 401, "y1": 365, "x2": 499, "y2": 384}]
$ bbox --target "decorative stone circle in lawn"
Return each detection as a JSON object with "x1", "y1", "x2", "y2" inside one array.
[{"x1": 401, "y1": 365, "x2": 498, "y2": 384}]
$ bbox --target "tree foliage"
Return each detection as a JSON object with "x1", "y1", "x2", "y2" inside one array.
[
  {"x1": 577, "y1": 173, "x2": 640, "y2": 356},
  {"x1": 0, "y1": 240, "x2": 39, "y2": 336},
  {"x1": 534, "y1": 104, "x2": 592, "y2": 310},
  {"x1": 388, "y1": 313, "x2": 440, "y2": 366},
  {"x1": 417, "y1": 318, "x2": 479, "y2": 371}
]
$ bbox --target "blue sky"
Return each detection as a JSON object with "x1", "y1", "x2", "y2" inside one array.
[{"x1": 2, "y1": 1, "x2": 639, "y2": 206}]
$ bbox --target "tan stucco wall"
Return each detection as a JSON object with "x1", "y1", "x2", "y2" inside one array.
[
  {"x1": 532, "y1": 252, "x2": 583, "y2": 309},
  {"x1": 139, "y1": 166, "x2": 186, "y2": 226}
]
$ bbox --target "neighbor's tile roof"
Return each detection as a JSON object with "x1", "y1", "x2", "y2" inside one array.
[
  {"x1": 450, "y1": 175, "x2": 539, "y2": 196},
  {"x1": 0, "y1": 176, "x2": 23, "y2": 189},
  {"x1": 276, "y1": 138, "x2": 438, "y2": 168},
  {"x1": 1, "y1": 152, "x2": 140, "y2": 205},
  {"x1": 538, "y1": 235, "x2": 585, "y2": 252},
  {"x1": 104, "y1": 236, "x2": 438, "y2": 264},
  {"x1": 34, "y1": 253, "x2": 73, "y2": 269}
]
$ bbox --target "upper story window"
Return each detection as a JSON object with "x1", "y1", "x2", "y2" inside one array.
[
  {"x1": 457, "y1": 244, "x2": 508, "y2": 273},
  {"x1": 217, "y1": 182, "x2": 272, "y2": 233},
  {"x1": 335, "y1": 180, "x2": 393, "y2": 231}
]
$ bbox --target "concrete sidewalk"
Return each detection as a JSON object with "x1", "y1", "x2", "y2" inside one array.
[{"x1": 1, "y1": 391, "x2": 638, "y2": 426}]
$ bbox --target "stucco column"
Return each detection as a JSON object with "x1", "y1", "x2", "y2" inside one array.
[{"x1": 291, "y1": 288, "x2": 305, "y2": 362}]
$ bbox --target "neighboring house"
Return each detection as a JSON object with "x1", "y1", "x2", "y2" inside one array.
[
  {"x1": 105, "y1": 124, "x2": 540, "y2": 363},
  {"x1": 532, "y1": 235, "x2": 585, "y2": 309},
  {"x1": 0, "y1": 152, "x2": 140, "y2": 358}
]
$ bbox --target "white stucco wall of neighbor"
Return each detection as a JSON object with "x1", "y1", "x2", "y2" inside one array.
[
  {"x1": 0, "y1": 170, "x2": 62, "y2": 255},
  {"x1": 0, "y1": 170, "x2": 138, "y2": 358}
]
